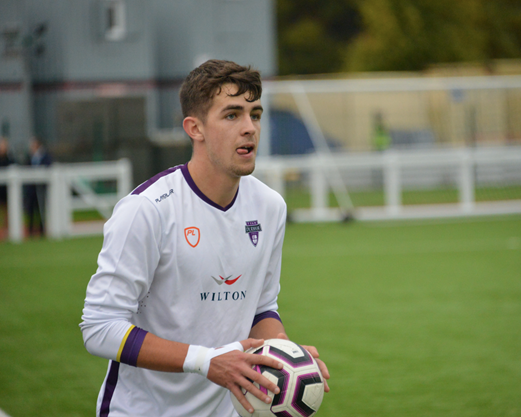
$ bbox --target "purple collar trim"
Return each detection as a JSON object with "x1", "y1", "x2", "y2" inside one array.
[
  {"x1": 181, "y1": 163, "x2": 238, "y2": 212},
  {"x1": 132, "y1": 165, "x2": 182, "y2": 195}
]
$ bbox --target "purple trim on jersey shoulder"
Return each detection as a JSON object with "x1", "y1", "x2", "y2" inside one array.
[
  {"x1": 100, "y1": 361, "x2": 120, "y2": 417},
  {"x1": 131, "y1": 165, "x2": 183, "y2": 195},
  {"x1": 180, "y1": 163, "x2": 238, "y2": 212},
  {"x1": 119, "y1": 327, "x2": 148, "y2": 367},
  {"x1": 252, "y1": 310, "x2": 282, "y2": 328}
]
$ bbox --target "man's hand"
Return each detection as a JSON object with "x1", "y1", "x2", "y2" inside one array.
[
  {"x1": 206, "y1": 338, "x2": 283, "y2": 414},
  {"x1": 275, "y1": 333, "x2": 330, "y2": 392}
]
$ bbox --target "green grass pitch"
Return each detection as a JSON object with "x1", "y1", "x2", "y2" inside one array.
[{"x1": 0, "y1": 215, "x2": 520, "y2": 416}]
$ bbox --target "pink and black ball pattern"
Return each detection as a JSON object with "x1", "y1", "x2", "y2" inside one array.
[{"x1": 242, "y1": 341, "x2": 324, "y2": 417}]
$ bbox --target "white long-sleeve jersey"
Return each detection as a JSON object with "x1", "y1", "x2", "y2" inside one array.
[{"x1": 80, "y1": 163, "x2": 287, "y2": 417}]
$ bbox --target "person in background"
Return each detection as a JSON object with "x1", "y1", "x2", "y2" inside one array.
[
  {"x1": 372, "y1": 111, "x2": 391, "y2": 151},
  {"x1": 25, "y1": 136, "x2": 52, "y2": 237},
  {"x1": 0, "y1": 136, "x2": 15, "y2": 238}
]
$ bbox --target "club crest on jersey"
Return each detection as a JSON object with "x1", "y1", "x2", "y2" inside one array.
[
  {"x1": 184, "y1": 227, "x2": 200, "y2": 248},
  {"x1": 245, "y1": 220, "x2": 262, "y2": 247}
]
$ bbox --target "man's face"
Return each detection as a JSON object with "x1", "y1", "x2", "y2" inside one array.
[
  {"x1": 198, "y1": 84, "x2": 263, "y2": 178},
  {"x1": 29, "y1": 139, "x2": 39, "y2": 155}
]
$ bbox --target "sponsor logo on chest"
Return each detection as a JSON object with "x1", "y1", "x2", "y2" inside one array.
[
  {"x1": 200, "y1": 290, "x2": 247, "y2": 302},
  {"x1": 200, "y1": 274, "x2": 246, "y2": 302}
]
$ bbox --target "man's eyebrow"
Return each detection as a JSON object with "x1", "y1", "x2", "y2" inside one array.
[
  {"x1": 221, "y1": 105, "x2": 244, "y2": 112},
  {"x1": 221, "y1": 104, "x2": 264, "y2": 113}
]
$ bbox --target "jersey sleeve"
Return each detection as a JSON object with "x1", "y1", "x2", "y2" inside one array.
[
  {"x1": 254, "y1": 194, "x2": 287, "y2": 317},
  {"x1": 79, "y1": 194, "x2": 162, "y2": 364}
]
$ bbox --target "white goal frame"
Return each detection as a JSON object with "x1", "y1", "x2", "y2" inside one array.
[{"x1": 255, "y1": 75, "x2": 521, "y2": 221}]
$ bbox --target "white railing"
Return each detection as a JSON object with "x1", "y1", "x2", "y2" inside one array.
[
  {"x1": 254, "y1": 146, "x2": 521, "y2": 222},
  {"x1": 0, "y1": 159, "x2": 132, "y2": 242},
  {"x1": 2, "y1": 149, "x2": 519, "y2": 241}
]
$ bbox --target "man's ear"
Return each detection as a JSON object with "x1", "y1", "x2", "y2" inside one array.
[{"x1": 183, "y1": 117, "x2": 204, "y2": 142}]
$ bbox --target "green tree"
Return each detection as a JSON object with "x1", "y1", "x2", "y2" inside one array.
[
  {"x1": 344, "y1": 0, "x2": 521, "y2": 72},
  {"x1": 276, "y1": 0, "x2": 521, "y2": 75},
  {"x1": 277, "y1": 0, "x2": 360, "y2": 75}
]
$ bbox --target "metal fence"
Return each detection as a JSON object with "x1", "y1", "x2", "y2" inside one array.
[
  {"x1": 0, "y1": 159, "x2": 131, "y2": 242},
  {"x1": 254, "y1": 146, "x2": 521, "y2": 222}
]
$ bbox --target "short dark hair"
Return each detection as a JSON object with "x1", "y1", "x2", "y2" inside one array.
[{"x1": 179, "y1": 59, "x2": 262, "y2": 121}]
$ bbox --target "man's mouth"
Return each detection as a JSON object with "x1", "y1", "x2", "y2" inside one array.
[{"x1": 237, "y1": 145, "x2": 255, "y2": 155}]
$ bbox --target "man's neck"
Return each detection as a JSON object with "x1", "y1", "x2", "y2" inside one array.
[{"x1": 186, "y1": 159, "x2": 240, "y2": 209}]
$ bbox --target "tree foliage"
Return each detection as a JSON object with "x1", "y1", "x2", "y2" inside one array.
[
  {"x1": 277, "y1": 0, "x2": 361, "y2": 75},
  {"x1": 277, "y1": 0, "x2": 521, "y2": 74}
]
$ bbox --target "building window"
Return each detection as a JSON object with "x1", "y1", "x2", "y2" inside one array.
[
  {"x1": 104, "y1": 0, "x2": 126, "y2": 41},
  {"x1": 1, "y1": 24, "x2": 21, "y2": 57}
]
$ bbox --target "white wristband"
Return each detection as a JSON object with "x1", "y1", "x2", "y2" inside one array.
[{"x1": 183, "y1": 342, "x2": 244, "y2": 377}]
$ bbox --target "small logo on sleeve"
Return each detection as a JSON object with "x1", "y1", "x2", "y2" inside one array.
[
  {"x1": 184, "y1": 227, "x2": 200, "y2": 247},
  {"x1": 155, "y1": 189, "x2": 174, "y2": 203},
  {"x1": 245, "y1": 220, "x2": 262, "y2": 247}
]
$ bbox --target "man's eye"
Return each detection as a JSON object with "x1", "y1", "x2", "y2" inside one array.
[
  {"x1": 226, "y1": 113, "x2": 236, "y2": 120},
  {"x1": 251, "y1": 114, "x2": 261, "y2": 121}
]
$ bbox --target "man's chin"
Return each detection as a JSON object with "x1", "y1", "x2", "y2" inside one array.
[{"x1": 232, "y1": 163, "x2": 255, "y2": 177}]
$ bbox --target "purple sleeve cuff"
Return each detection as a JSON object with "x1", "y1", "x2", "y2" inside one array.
[
  {"x1": 252, "y1": 311, "x2": 282, "y2": 328},
  {"x1": 119, "y1": 327, "x2": 148, "y2": 367}
]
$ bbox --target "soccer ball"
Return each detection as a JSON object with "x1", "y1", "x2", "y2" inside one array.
[{"x1": 231, "y1": 339, "x2": 324, "y2": 417}]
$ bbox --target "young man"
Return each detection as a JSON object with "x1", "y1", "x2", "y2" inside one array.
[{"x1": 80, "y1": 59, "x2": 329, "y2": 417}]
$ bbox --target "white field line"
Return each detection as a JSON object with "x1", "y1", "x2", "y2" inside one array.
[{"x1": 0, "y1": 409, "x2": 11, "y2": 417}]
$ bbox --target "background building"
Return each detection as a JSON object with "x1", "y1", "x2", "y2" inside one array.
[{"x1": 0, "y1": 0, "x2": 276, "y2": 183}]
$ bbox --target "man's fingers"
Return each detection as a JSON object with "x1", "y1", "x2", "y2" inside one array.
[
  {"x1": 229, "y1": 384, "x2": 255, "y2": 415},
  {"x1": 230, "y1": 373, "x2": 275, "y2": 413},
  {"x1": 242, "y1": 376, "x2": 274, "y2": 405},
  {"x1": 323, "y1": 378, "x2": 330, "y2": 392},
  {"x1": 316, "y1": 357, "x2": 330, "y2": 380},
  {"x1": 313, "y1": 357, "x2": 331, "y2": 392},
  {"x1": 240, "y1": 338, "x2": 264, "y2": 352},
  {"x1": 301, "y1": 344, "x2": 330, "y2": 392},
  {"x1": 246, "y1": 349, "x2": 283, "y2": 371},
  {"x1": 301, "y1": 344, "x2": 329, "y2": 379},
  {"x1": 244, "y1": 365, "x2": 280, "y2": 397},
  {"x1": 302, "y1": 344, "x2": 319, "y2": 358}
]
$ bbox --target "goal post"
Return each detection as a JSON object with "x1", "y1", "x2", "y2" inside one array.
[{"x1": 256, "y1": 75, "x2": 521, "y2": 221}]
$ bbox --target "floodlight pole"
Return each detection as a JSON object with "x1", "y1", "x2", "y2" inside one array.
[{"x1": 21, "y1": 44, "x2": 35, "y2": 146}]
